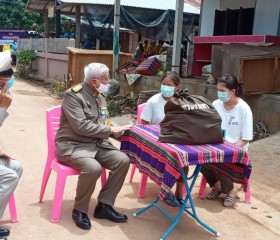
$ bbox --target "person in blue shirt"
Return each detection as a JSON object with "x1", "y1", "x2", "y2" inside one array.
[
  {"x1": 63, "y1": 33, "x2": 70, "y2": 38},
  {"x1": 83, "y1": 38, "x2": 95, "y2": 50}
]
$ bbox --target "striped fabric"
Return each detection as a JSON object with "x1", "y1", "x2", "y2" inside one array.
[{"x1": 120, "y1": 125, "x2": 252, "y2": 200}]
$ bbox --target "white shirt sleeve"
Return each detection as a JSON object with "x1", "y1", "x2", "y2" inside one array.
[
  {"x1": 140, "y1": 93, "x2": 166, "y2": 125},
  {"x1": 241, "y1": 103, "x2": 253, "y2": 141},
  {"x1": 140, "y1": 100, "x2": 153, "y2": 124}
]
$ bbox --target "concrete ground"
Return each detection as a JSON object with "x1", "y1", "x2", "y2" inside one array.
[{"x1": 1, "y1": 78, "x2": 279, "y2": 240}]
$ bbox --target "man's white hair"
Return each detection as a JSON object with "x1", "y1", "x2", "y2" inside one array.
[{"x1": 84, "y1": 63, "x2": 109, "y2": 83}]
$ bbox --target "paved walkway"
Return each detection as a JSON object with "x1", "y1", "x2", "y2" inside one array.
[{"x1": 1, "y1": 78, "x2": 279, "y2": 240}]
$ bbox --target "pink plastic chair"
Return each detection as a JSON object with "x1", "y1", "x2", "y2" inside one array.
[
  {"x1": 129, "y1": 103, "x2": 145, "y2": 182},
  {"x1": 198, "y1": 175, "x2": 251, "y2": 203},
  {"x1": 129, "y1": 103, "x2": 149, "y2": 198},
  {"x1": 39, "y1": 105, "x2": 107, "y2": 223},
  {"x1": 8, "y1": 193, "x2": 18, "y2": 223}
]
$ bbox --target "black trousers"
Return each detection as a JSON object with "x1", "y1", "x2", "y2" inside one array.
[{"x1": 11, "y1": 54, "x2": 16, "y2": 64}]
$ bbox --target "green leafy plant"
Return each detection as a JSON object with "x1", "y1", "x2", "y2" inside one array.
[
  {"x1": 107, "y1": 91, "x2": 136, "y2": 117},
  {"x1": 48, "y1": 81, "x2": 67, "y2": 98},
  {"x1": 0, "y1": 1, "x2": 44, "y2": 30},
  {"x1": 16, "y1": 50, "x2": 37, "y2": 78}
]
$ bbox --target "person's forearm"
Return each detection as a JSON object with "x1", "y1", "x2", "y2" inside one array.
[
  {"x1": 236, "y1": 139, "x2": 249, "y2": 148},
  {"x1": 140, "y1": 119, "x2": 149, "y2": 125}
]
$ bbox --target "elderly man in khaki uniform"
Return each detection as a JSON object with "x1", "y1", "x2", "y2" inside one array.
[{"x1": 55, "y1": 63, "x2": 132, "y2": 230}]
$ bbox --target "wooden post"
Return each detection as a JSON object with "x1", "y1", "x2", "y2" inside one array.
[
  {"x1": 75, "y1": 4, "x2": 81, "y2": 48},
  {"x1": 44, "y1": 11, "x2": 50, "y2": 38},
  {"x1": 55, "y1": 0, "x2": 61, "y2": 38}
]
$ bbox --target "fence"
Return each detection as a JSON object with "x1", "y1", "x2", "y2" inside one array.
[
  {"x1": 18, "y1": 38, "x2": 75, "y2": 54},
  {"x1": 16, "y1": 38, "x2": 74, "y2": 81}
]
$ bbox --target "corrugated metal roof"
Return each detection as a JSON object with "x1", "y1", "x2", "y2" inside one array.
[
  {"x1": 25, "y1": 0, "x2": 77, "y2": 14},
  {"x1": 60, "y1": 0, "x2": 200, "y2": 14},
  {"x1": 25, "y1": 0, "x2": 55, "y2": 13},
  {"x1": 25, "y1": 0, "x2": 200, "y2": 14}
]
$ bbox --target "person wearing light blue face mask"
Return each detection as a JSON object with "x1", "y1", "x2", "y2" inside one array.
[
  {"x1": 201, "y1": 74, "x2": 253, "y2": 207},
  {"x1": 0, "y1": 50, "x2": 23, "y2": 239},
  {"x1": 141, "y1": 71, "x2": 190, "y2": 207},
  {"x1": 141, "y1": 71, "x2": 180, "y2": 126},
  {"x1": 160, "y1": 84, "x2": 175, "y2": 98}
]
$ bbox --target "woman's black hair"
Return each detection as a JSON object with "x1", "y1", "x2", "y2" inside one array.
[
  {"x1": 161, "y1": 71, "x2": 181, "y2": 86},
  {"x1": 0, "y1": 68, "x2": 13, "y2": 77},
  {"x1": 218, "y1": 74, "x2": 243, "y2": 97}
]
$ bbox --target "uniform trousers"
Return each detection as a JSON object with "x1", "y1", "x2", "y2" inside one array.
[
  {"x1": 57, "y1": 147, "x2": 130, "y2": 214},
  {"x1": 200, "y1": 165, "x2": 234, "y2": 194},
  {"x1": 0, "y1": 158, "x2": 23, "y2": 219}
]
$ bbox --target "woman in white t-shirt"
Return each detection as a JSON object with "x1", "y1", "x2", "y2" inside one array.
[
  {"x1": 201, "y1": 74, "x2": 253, "y2": 207},
  {"x1": 141, "y1": 71, "x2": 188, "y2": 206}
]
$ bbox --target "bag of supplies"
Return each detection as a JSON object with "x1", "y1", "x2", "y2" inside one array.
[{"x1": 159, "y1": 89, "x2": 223, "y2": 145}]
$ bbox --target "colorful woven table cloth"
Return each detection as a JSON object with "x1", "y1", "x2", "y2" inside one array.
[{"x1": 120, "y1": 125, "x2": 252, "y2": 200}]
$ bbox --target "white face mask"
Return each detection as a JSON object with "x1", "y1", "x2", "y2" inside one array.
[{"x1": 97, "y1": 81, "x2": 109, "y2": 94}]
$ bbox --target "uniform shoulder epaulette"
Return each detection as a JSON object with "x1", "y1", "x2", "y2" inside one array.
[{"x1": 71, "y1": 84, "x2": 83, "y2": 93}]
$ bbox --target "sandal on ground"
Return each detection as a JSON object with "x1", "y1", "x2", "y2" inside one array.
[
  {"x1": 223, "y1": 195, "x2": 235, "y2": 207},
  {"x1": 176, "y1": 197, "x2": 191, "y2": 209},
  {"x1": 206, "y1": 189, "x2": 222, "y2": 200},
  {"x1": 164, "y1": 193, "x2": 178, "y2": 207}
]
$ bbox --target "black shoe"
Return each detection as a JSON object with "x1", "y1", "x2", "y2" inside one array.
[
  {"x1": 72, "y1": 209, "x2": 91, "y2": 230},
  {"x1": 94, "y1": 202, "x2": 128, "y2": 223},
  {"x1": 0, "y1": 227, "x2": 9, "y2": 237}
]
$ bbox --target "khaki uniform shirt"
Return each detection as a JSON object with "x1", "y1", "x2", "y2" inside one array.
[{"x1": 55, "y1": 82, "x2": 116, "y2": 159}]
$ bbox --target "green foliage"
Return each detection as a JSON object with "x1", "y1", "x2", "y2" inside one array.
[
  {"x1": 61, "y1": 16, "x2": 75, "y2": 35},
  {"x1": 49, "y1": 81, "x2": 66, "y2": 98},
  {"x1": 107, "y1": 92, "x2": 136, "y2": 117},
  {"x1": 16, "y1": 50, "x2": 36, "y2": 77},
  {"x1": 0, "y1": 0, "x2": 44, "y2": 31}
]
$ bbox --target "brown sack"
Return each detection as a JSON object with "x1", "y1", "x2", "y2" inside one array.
[{"x1": 159, "y1": 89, "x2": 223, "y2": 145}]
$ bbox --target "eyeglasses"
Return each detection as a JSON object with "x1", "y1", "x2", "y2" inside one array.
[
  {"x1": 96, "y1": 74, "x2": 110, "y2": 81},
  {"x1": 101, "y1": 74, "x2": 110, "y2": 80}
]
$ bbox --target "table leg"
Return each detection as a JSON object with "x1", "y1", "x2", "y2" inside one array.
[
  {"x1": 133, "y1": 165, "x2": 220, "y2": 240},
  {"x1": 180, "y1": 165, "x2": 220, "y2": 237}
]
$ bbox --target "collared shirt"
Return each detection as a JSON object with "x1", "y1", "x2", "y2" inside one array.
[{"x1": 55, "y1": 82, "x2": 111, "y2": 144}]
